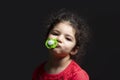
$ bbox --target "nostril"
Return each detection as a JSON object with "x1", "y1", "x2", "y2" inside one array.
[{"x1": 57, "y1": 39, "x2": 62, "y2": 43}]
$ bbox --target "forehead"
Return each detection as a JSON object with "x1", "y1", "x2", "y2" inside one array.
[{"x1": 53, "y1": 22, "x2": 76, "y2": 35}]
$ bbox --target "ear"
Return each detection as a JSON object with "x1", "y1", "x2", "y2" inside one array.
[{"x1": 70, "y1": 47, "x2": 79, "y2": 55}]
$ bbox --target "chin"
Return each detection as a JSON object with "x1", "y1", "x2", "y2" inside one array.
[{"x1": 53, "y1": 52, "x2": 69, "y2": 58}]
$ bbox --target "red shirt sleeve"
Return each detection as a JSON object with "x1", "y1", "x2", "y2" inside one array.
[
  {"x1": 32, "y1": 66, "x2": 39, "y2": 80},
  {"x1": 32, "y1": 63, "x2": 45, "y2": 80}
]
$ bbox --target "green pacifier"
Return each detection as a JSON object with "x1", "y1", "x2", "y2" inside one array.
[{"x1": 45, "y1": 38, "x2": 58, "y2": 49}]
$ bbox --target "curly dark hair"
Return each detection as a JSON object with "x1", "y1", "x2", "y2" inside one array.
[{"x1": 44, "y1": 9, "x2": 91, "y2": 65}]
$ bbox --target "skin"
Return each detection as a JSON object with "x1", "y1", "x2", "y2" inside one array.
[{"x1": 45, "y1": 21, "x2": 79, "y2": 74}]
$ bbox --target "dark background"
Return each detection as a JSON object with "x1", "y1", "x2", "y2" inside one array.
[{"x1": 2, "y1": 0, "x2": 120, "y2": 80}]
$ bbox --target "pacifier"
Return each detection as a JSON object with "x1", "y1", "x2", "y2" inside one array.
[{"x1": 45, "y1": 38, "x2": 58, "y2": 49}]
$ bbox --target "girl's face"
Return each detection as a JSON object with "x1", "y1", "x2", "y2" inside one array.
[{"x1": 47, "y1": 21, "x2": 78, "y2": 58}]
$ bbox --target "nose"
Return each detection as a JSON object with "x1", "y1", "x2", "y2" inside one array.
[{"x1": 57, "y1": 35, "x2": 63, "y2": 43}]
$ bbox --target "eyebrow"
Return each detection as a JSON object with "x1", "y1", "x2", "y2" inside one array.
[
  {"x1": 50, "y1": 30, "x2": 60, "y2": 34},
  {"x1": 51, "y1": 29, "x2": 59, "y2": 32}
]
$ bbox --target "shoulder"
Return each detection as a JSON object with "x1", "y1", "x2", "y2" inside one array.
[
  {"x1": 32, "y1": 62, "x2": 46, "y2": 80},
  {"x1": 72, "y1": 69, "x2": 89, "y2": 80},
  {"x1": 70, "y1": 60, "x2": 89, "y2": 80}
]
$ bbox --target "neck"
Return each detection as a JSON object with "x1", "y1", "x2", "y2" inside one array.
[
  {"x1": 45, "y1": 55, "x2": 72, "y2": 74},
  {"x1": 48, "y1": 55, "x2": 71, "y2": 68}
]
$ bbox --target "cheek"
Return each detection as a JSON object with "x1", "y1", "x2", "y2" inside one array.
[
  {"x1": 48, "y1": 35, "x2": 56, "y2": 39},
  {"x1": 63, "y1": 43, "x2": 75, "y2": 51}
]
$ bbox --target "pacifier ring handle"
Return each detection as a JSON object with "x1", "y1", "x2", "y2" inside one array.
[{"x1": 45, "y1": 38, "x2": 58, "y2": 49}]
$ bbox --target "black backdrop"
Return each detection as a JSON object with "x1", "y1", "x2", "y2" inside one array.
[{"x1": 2, "y1": 0, "x2": 120, "y2": 80}]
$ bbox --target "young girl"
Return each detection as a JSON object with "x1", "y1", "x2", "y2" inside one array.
[{"x1": 32, "y1": 9, "x2": 90, "y2": 80}]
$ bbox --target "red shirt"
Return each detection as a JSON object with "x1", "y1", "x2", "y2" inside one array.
[{"x1": 32, "y1": 60, "x2": 89, "y2": 80}]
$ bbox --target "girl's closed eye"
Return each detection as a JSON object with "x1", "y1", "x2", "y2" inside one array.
[
  {"x1": 66, "y1": 37, "x2": 72, "y2": 41},
  {"x1": 51, "y1": 31, "x2": 59, "y2": 36}
]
